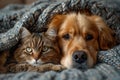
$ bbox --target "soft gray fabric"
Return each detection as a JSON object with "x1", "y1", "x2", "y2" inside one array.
[
  {"x1": 0, "y1": 64, "x2": 120, "y2": 80},
  {"x1": 0, "y1": 0, "x2": 120, "y2": 80}
]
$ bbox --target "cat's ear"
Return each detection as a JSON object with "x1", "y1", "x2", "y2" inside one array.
[
  {"x1": 20, "y1": 27, "x2": 31, "y2": 39},
  {"x1": 45, "y1": 29, "x2": 57, "y2": 40}
]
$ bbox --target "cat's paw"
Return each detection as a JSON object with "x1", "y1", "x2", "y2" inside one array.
[
  {"x1": 6, "y1": 63, "x2": 15, "y2": 72},
  {"x1": 28, "y1": 63, "x2": 66, "y2": 72},
  {"x1": 6, "y1": 63, "x2": 29, "y2": 73},
  {"x1": 38, "y1": 63, "x2": 66, "y2": 72},
  {"x1": 51, "y1": 64, "x2": 66, "y2": 71},
  {"x1": 0, "y1": 66, "x2": 7, "y2": 73}
]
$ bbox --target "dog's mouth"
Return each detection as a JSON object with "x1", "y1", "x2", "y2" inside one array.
[
  {"x1": 71, "y1": 60, "x2": 88, "y2": 71},
  {"x1": 61, "y1": 50, "x2": 93, "y2": 70}
]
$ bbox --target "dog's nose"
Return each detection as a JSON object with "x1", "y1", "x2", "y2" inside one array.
[{"x1": 72, "y1": 51, "x2": 87, "y2": 64}]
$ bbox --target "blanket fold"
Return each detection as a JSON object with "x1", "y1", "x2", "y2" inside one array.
[{"x1": 0, "y1": 0, "x2": 120, "y2": 80}]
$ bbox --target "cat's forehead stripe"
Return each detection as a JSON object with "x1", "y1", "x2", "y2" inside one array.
[
  {"x1": 23, "y1": 34, "x2": 43, "y2": 50},
  {"x1": 31, "y1": 34, "x2": 43, "y2": 48}
]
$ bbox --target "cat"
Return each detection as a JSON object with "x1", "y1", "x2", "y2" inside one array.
[
  {"x1": 0, "y1": 27, "x2": 65, "y2": 73},
  {"x1": 0, "y1": 51, "x2": 9, "y2": 73}
]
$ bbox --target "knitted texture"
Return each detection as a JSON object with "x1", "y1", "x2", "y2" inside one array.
[{"x1": 0, "y1": 0, "x2": 120, "y2": 80}]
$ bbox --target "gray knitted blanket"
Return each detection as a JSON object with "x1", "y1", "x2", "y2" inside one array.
[{"x1": 0, "y1": 0, "x2": 120, "y2": 80}]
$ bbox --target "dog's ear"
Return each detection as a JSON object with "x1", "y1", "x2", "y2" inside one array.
[
  {"x1": 46, "y1": 14, "x2": 66, "y2": 35},
  {"x1": 20, "y1": 27, "x2": 31, "y2": 39},
  {"x1": 91, "y1": 15, "x2": 116, "y2": 50},
  {"x1": 46, "y1": 14, "x2": 66, "y2": 40}
]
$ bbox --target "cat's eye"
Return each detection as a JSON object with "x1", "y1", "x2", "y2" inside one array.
[
  {"x1": 26, "y1": 47, "x2": 32, "y2": 53},
  {"x1": 42, "y1": 46, "x2": 50, "y2": 52}
]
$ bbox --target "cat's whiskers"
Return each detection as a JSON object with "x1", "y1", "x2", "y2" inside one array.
[
  {"x1": 26, "y1": 58, "x2": 44, "y2": 66},
  {"x1": 26, "y1": 59, "x2": 36, "y2": 65},
  {"x1": 36, "y1": 59, "x2": 44, "y2": 65}
]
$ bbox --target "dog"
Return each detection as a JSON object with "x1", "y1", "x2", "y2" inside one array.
[{"x1": 46, "y1": 13, "x2": 116, "y2": 70}]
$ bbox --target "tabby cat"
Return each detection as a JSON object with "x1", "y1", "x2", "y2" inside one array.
[{"x1": 0, "y1": 27, "x2": 65, "y2": 73}]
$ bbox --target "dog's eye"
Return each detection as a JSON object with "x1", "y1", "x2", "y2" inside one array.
[
  {"x1": 62, "y1": 34, "x2": 70, "y2": 40},
  {"x1": 86, "y1": 34, "x2": 93, "y2": 41}
]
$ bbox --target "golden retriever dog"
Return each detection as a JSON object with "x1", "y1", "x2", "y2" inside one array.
[{"x1": 46, "y1": 13, "x2": 116, "y2": 70}]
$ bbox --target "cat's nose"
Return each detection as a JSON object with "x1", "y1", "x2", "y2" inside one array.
[
  {"x1": 33, "y1": 54, "x2": 39, "y2": 61},
  {"x1": 34, "y1": 59, "x2": 39, "y2": 64},
  {"x1": 35, "y1": 58, "x2": 39, "y2": 61},
  {"x1": 34, "y1": 57, "x2": 39, "y2": 61}
]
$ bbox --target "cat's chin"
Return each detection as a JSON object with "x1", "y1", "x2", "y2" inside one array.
[
  {"x1": 29, "y1": 61, "x2": 45, "y2": 66},
  {"x1": 31, "y1": 63, "x2": 42, "y2": 66},
  {"x1": 26, "y1": 59, "x2": 44, "y2": 66}
]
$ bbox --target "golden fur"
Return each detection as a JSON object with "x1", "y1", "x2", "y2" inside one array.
[{"x1": 47, "y1": 13, "x2": 116, "y2": 69}]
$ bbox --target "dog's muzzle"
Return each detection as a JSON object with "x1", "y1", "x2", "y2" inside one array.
[
  {"x1": 72, "y1": 50, "x2": 87, "y2": 63},
  {"x1": 72, "y1": 50, "x2": 88, "y2": 70}
]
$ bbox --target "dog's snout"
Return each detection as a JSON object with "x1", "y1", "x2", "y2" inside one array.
[{"x1": 72, "y1": 51, "x2": 87, "y2": 64}]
